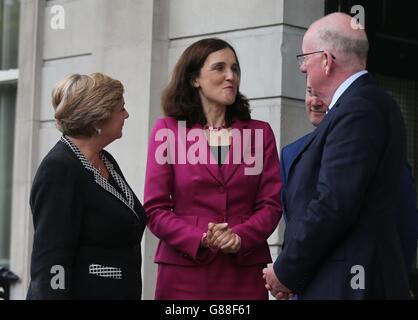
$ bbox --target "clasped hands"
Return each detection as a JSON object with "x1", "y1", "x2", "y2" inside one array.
[
  {"x1": 262, "y1": 267, "x2": 295, "y2": 300},
  {"x1": 201, "y1": 222, "x2": 241, "y2": 254}
]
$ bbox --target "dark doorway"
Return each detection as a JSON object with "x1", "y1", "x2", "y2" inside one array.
[{"x1": 325, "y1": 0, "x2": 418, "y2": 79}]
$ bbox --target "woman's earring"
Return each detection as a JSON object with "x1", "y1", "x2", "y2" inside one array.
[{"x1": 95, "y1": 127, "x2": 102, "y2": 135}]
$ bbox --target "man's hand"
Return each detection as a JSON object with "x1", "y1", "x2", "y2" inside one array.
[{"x1": 262, "y1": 266, "x2": 294, "y2": 300}]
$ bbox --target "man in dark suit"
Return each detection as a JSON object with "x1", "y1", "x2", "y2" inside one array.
[
  {"x1": 280, "y1": 84, "x2": 418, "y2": 297},
  {"x1": 263, "y1": 12, "x2": 410, "y2": 299}
]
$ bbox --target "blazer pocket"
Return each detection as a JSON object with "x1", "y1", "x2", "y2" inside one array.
[
  {"x1": 88, "y1": 263, "x2": 122, "y2": 280},
  {"x1": 154, "y1": 215, "x2": 211, "y2": 266}
]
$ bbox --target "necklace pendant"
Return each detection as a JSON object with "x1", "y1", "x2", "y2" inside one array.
[{"x1": 204, "y1": 124, "x2": 227, "y2": 131}]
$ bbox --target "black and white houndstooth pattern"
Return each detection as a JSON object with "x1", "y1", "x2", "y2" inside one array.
[
  {"x1": 89, "y1": 264, "x2": 122, "y2": 280},
  {"x1": 61, "y1": 136, "x2": 139, "y2": 221}
]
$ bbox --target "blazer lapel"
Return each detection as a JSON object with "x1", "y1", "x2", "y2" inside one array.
[
  {"x1": 222, "y1": 120, "x2": 247, "y2": 184},
  {"x1": 286, "y1": 132, "x2": 314, "y2": 179},
  {"x1": 287, "y1": 74, "x2": 372, "y2": 183},
  {"x1": 287, "y1": 100, "x2": 340, "y2": 180},
  {"x1": 186, "y1": 123, "x2": 224, "y2": 185},
  {"x1": 92, "y1": 169, "x2": 140, "y2": 221},
  {"x1": 60, "y1": 136, "x2": 140, "y2": 221},
  {"x1": 283, "y1": 133, "x2": 310, "y2": 181}
]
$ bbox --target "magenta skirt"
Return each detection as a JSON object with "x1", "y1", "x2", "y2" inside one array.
[{"x1": 154, "y1": 253, "x2": 268, "y2": 300}]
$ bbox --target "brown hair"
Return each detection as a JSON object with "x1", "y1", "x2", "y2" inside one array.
[
  {"x1": 161, "y1": 38, "x2": 251, "y2": 126},
  {"x1": 52, "y1": 73, "x2": 124, "y2": 137}
]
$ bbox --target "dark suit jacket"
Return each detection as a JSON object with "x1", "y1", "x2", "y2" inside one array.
[
  {"x1": 27, "y1": 140, "x2": 146, "y2": 300},
  {"x1": 274, "y1": 73, "x2": 410, "y2": 299},
  {"x1": 281, "y1": 136, "x2": 418, "y2": 274},
  {"x1": 280, "y1": 133, "x2": 310, "y2": 222}
]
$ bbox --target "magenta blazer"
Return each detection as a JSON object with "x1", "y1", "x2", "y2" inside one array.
[{"x1": 144, "y1": 117, "x2": 282, "y2": 299}]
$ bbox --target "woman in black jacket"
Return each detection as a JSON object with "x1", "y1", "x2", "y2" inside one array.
[{"x1": 27, "y1": 73, "x2": 146, "y2": 300}]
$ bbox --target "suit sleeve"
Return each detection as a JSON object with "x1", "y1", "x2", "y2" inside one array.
[
  {"x1": 274, "y1": 97, "x2": 387, "y2": 292},
  {"x1": 280, "y1": 148, "x2": 287, "y2": 187},
  {"x1": 231, "y1": 122, "x2": 282, "y2": 254},
  {"x1": 143, "y1": 119, "x2": 213, "y2": 261},
  {"x1": 28, "y1": 158, "x2": 83, "y2": 299},
  {"x1": 280, "y1": 147, "x2": 289, "y2": 222}
]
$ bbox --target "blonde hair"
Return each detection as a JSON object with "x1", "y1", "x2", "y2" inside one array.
[{"x1": 52, "y1": 73, "x2": 124, "y2": 137}]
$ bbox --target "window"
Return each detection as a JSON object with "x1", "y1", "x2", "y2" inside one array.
[
  {"x1": 376, "y1": 75, "x2": 418, "y2": 195},
  {"x1": 0, "y1": 0, "x2": 19, "y2": 267},
  {"x1": 0, "y1": 84, "x2": 16, "y2": 266}
]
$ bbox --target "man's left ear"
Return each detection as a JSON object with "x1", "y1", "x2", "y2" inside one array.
[
  {"x1": 321, "y1": 57, "x2": 328, "y2": 75},
  {"x1": 324, "y1": 62, "x2": 330, "y2": 75},
  {"x1": 324, "y1": 53, "x2": 333, "y2": 75}
]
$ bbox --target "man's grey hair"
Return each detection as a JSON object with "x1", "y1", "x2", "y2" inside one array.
[{"x1": 316, "y1": 28, "x2": 369, "y2": 64}]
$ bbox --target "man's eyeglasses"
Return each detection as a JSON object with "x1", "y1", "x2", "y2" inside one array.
[{"x1": 296, "y1": 50, "x2": 336, "y2": 67}]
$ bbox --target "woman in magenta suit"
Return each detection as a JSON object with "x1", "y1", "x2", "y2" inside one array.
[{"x1": 144, "y1": 38, "x2": 282, "y2": 300}]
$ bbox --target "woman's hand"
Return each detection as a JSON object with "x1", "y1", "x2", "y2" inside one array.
[{"x1": 205, "y1": 222, "x2": 241, "y2": 253}]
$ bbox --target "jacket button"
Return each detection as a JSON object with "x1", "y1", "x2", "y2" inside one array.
[{"x1": 183, "y1": 253, "x2": 189, "y2": 257}]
